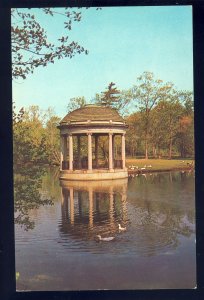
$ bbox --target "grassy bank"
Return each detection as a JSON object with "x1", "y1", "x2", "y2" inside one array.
[{"x1": 126, "y1": 158, "x2": 194, "y2": 172}]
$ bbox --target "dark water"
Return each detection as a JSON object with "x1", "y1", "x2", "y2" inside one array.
[{"x1": 15, "y1": 167, "x2": 196, "y2": 290}]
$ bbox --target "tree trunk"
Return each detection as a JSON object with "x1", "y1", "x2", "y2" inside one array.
[
  {"x1": 158, "y1": 146, "x2": 161, "y2": 158},
  {"x1": 145, "y1": 138, "x2": 148, "y2": 159},
  {"x1": 132, "y1": 145, "x2": 135, "y2": 157},
  {"x1": 169, "y1": 135, "x2": 173, "y2": 159},
  {"x1": 180, "y1": 140, "x2": 185, "y2": 158},
  {"x1": 152, "y1": 144, "x2": 157, "y2": 158}
]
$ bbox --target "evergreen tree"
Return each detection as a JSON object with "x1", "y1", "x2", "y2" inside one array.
[{"x1": 98, "y1": 82, "x2": 121, "y2": 108}]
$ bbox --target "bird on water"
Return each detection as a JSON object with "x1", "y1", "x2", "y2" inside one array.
[
  {"x1": 118, "y1": 224, "x2": 126, "y2": 232},
  {"x1": 96, "y1": 235, "x2": 115, "y2": 241}
]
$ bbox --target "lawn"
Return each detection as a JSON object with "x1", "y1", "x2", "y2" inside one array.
[{"x1": 126, "y1": 158, "x2": 194, "y2": 171}]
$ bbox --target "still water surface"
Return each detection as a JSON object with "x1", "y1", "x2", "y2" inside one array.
[{"x1": 15, "y1": 167, "x2": 196, "y2": 290}]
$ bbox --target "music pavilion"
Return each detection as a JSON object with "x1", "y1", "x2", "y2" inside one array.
[{"x1": 58, "y1": 104, "x2": 128, "y2": 181}]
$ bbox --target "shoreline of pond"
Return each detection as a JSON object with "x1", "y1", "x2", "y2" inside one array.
[
  {"x1": 14, "y1": 161, "x2": 194, "y2": 176},
  {"x1": 128, "y1": 166, "x2": 194, "y2": 175}
]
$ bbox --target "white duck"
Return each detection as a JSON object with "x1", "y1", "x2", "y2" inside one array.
[
  {"x1": 118, "y1": 223, "x2": 126, "y2": 232},
  {"x1": 96, "y1": 235, "x2": 115, "y2": 242}
]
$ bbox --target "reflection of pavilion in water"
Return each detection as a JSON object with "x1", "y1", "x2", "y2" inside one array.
[{"x1": 59, "y1": 179, "x2": 128, "y2": 239}]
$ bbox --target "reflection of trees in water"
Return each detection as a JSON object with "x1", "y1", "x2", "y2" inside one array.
[
  {"x1": 137, "y1": 170, "x2": 194, "y2": 185},
  {"x1": 14, "y1": 168, "x2": 195, "y2": 256},
  {"x1": 40, "y1": 167, "x2": 60, "y2": 201},
  {"x1": 14, "y1": 164, "x2": 54, "y2": 231},
  {"x1": 59, "y1": 172, "x2": 195, "y2": 256},
  {"x1": 127, "y1": 171, "x2": 195, "y2": 255}
]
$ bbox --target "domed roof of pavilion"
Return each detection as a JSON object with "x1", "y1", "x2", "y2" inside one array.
[{"x1": 60, "y1": 104, "x2": 125, "y2": 125}]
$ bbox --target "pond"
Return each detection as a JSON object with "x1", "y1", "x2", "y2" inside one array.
[{"x1": 15, "y1": 166, "x2": 196, "y2": 290}]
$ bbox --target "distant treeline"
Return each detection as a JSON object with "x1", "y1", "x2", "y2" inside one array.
[{"x1": 13, "y1": 72, "x2": 194, "y2": 166}]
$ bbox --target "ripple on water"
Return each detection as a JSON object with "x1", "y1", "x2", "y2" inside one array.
[{"x1": 15, "y1": 171, "x2": 195, "y2": 259}]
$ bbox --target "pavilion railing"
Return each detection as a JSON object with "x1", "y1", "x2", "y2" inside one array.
[{"x1": 62, "y1": 159, "x2": 123, "y2": 170}]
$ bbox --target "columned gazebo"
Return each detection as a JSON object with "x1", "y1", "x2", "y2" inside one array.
[{"x1": 57, "y1": 104, "x2": 128, "y2": 180}]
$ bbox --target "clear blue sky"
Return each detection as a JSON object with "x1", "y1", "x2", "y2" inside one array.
[{"x1": 12, "y1": 6, "x2": 193, "y2": 118}]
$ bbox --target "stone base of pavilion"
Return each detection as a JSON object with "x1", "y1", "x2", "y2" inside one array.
[
  {"x1": 60, "y1": 177, "x2": 128, "y2": 191},
  {"x1": 59, "y1": 168, "x2": 128, "y2": 181}
]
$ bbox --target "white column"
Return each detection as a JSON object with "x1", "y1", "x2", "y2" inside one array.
[
  {"x1": 88, "y1": 133, "x2": 92, "y2": 170},
  {"x1": 122, "y1": 133, "x2": 126, "y2": 169},
  {"x1": 69, "y1": 134, "x2": 73, "y2": 171},
  {"x1": 60, "y1": 136, "x2": 64, "y2": 170},
  {"x1": 112, "y1": 134, "x2": 115, "y2": 168},
  {"x1": 109, "y1": 133, "x2": 113, "y2": 170},
  {"x1": 77, "y1": 135, "x2": 81, "y2": 169}
]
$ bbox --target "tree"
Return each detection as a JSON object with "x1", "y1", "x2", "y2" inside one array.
[
  {"x1": 125, "y1": 112, "x2": 142, "y2": 157},
  {"x1": 176, "y1": 115, "x2": 194, "y2": 157},
  {"x1": 13, "y1": 106, "x2": 46, "y2": 164},
  {"x1": 150, "y1": 99, "x2": 184, "y2": 159},
  {"x1": 149, "y1": 105, "x2": 168, "y2": 158},
  {"x1": 14, "y1": 165, "x2": 53, "y2": 231},
  {"x1": 151, "y1": 90, "x2": 194, "y2": 159},
  {"x1": 12, "y1": 8, "x2": 89, "y2": 79},
  {"x1": 23, "y1": 105, "x2": 46, "y2": 123},
  {"x1": 67, "y1": 96, "x2": 86, "y2": 113},
  {"x1": 44, "y1": 110, "x2": 61, "y2": 164},
  {"x1": 94, "y1": 82, "x2": 132, "y2": 115},
  {"x1": 177, "y1": 91, "x2": 194, "y2": 115},
  {"x1": 13, "y1": 103, "x2": 25, "y2": 125},
  {"x1": 119, "y1": 89, "x2": 134, "y2": 115},
  {"x1": 13, "y1": 105, "x2": 62, "y2": 165},
  {"x1": 132, "y1": 72, "x2": 174, "y2": 159},
  {"x1": 175, "y1": 92, "x2": 194, "y2": 158},
  {"x1": 96, "y1": 82, "x2": 121, "y2": 107}
]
